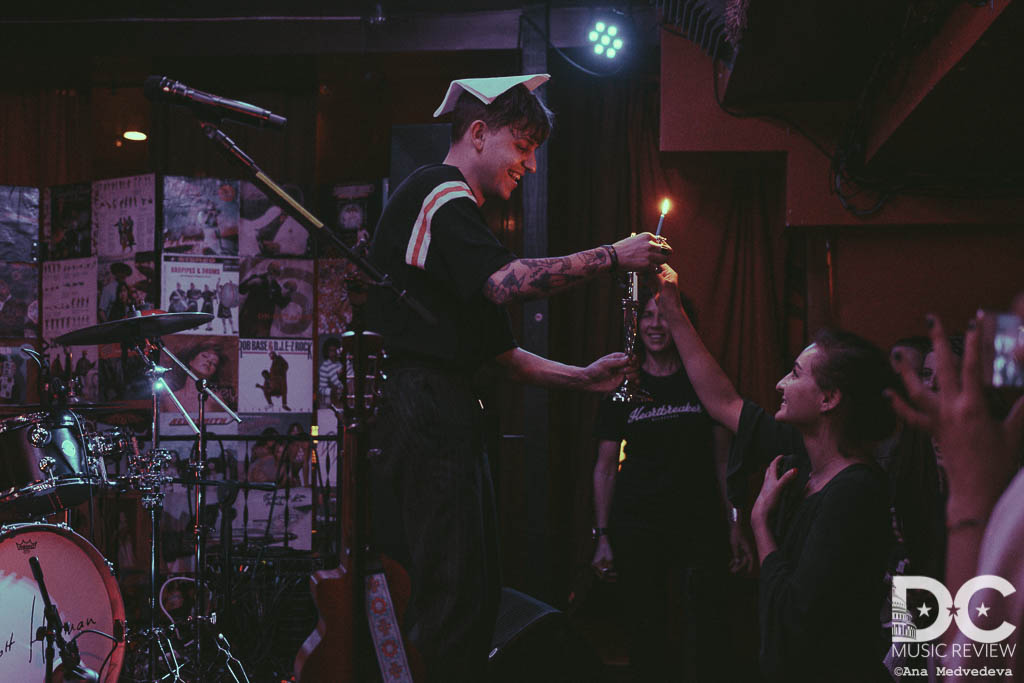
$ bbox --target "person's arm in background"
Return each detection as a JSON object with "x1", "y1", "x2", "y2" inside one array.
[
  {"x1": 889, "y1": 309, "x2": 1024, "y2": 653},
  {"x1": 653, "y1": 265, "x2": 743, "y2": 432},
  {"x1": 591, "y1": 439, "x2": 620, "y2": 579},
  {"x1": 714, "y1": 425, "x2": 754, "y2": 575}
]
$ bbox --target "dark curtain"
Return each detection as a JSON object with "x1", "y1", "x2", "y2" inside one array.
[{"x1": 546, "y1": 65, "x2": 789, "y2": 598}]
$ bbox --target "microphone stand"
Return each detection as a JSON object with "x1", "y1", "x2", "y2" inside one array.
[
  {"x1": 156, "y1": 339, "x2": 242, "y2": 681},
  {"x1": 29, "y1": 556, "x2": 99, "y2": 683}
]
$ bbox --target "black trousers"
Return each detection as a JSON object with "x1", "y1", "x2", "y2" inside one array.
[
  {"x1": 611, "y1": 524, "x2": 730, "y2": 682},
  {"x1": 370, "y1": 365, "x2": 501, "y2": 683}
]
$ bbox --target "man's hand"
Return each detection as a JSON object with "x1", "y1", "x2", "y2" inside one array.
[
  {"x1": 612, "y1": 232, "x2": 672, "y2": 271},
  {"x1": 580, "y1": 352, "x2": 639, "y2": 393}
]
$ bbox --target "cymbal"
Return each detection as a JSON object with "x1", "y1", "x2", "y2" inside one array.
[{"x1": 55, "y1": 312, "x2": 214, "y2": 346}]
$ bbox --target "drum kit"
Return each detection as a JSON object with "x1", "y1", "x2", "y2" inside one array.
[{"x1": 0, "y1": 311, "x2": 263, "y2": 683}]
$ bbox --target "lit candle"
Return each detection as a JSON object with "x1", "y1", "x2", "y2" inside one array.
[{"x1": 655, "y1": 198, "x2": 671, "y2": 237}]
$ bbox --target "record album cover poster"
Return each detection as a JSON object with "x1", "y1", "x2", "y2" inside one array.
[
  {"x1": 319, "y1": 182, "x2": 378, "y2": 258},
  {"x1": 316, "y1": 258, "x2": 358, "y2": 336},
  {"x1": 238, "y1": 181, "x2": 312, "y2": 258},
  {"x1": 237, "y1": 338, "x2": 313, "y2": 413},
  {"x1": 0, "y1": 185, "x2": 40, "y2": 262},
  {"x1": 237, "y1": 412, "x2": 312, "y2": 486},
  {"x1": 0, "y1": 262, "x2": 39, "y2": 339},
  {"x1": 47, "y1": 344, "x2": 100, "y2": 403},
  {"x1": 42, "y1": 182, "x2": 93, "y2": 260},
  {"x1": 97, "y1": 342, "x2": 151, "y2": 402},
  {"x1": 92, "y1": 174, "x2": 156, "y2": 257},
  {"x1": 42, "y1": 257, "x2": 96, "y2": 341},
  {"x1": 159, "y1": 412, "x2": 240, "y2": 482},
  {"x1": 97, "y1": 255, "x2": 156, "y2": 323},
  {"x1": 237, "y1": 258, "x2": 314, "y2": 338},
  {"x1": 162, "y1": 176, "x2": 239, "y2": 256},
  {"x1": 159, "y1": 334, "x2": 239, "y2": 415},
  {"x1": 161, "y1": 255, "x2": 240, "y2": 335},
  {"x1": 313, "y1": 408, "x2": 339, "y2": 488},
  {"x1": 232, "y1": 487, "x2": 314, "y2": 551},
  {"x1": 0, "y1": 344, "x2": 36, "y2": 405}
]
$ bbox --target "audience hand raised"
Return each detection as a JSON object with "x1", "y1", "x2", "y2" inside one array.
[{"x1": 888, "y1": 311, "x2": 1024, "y2": 519}]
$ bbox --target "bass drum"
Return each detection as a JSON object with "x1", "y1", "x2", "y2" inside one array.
[{"x1": 0, "y1": 523, "x2": 126, "y2": 682}]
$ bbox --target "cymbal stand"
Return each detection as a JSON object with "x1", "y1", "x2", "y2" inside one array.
[
  {"x1": 131, "y1": 340, "x2": 199, "y2": 682},
  {"x1": 157, "y1": 339, "x2": 242, "y2": 680}
]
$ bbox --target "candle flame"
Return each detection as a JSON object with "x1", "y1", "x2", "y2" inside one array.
[{"x1": 659, "y1": 198, "x2": 671, "y2": 215}]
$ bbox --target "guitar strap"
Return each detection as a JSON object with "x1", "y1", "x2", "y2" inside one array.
[{"x1": 365, "y1": 571, "x2": 414, "y2": 682}]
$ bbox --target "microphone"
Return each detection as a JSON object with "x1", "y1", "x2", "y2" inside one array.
[{"x1": 143, "y1": 75, "x2": 287, "y2": 130}]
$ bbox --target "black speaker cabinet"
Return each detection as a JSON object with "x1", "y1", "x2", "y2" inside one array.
[{"x1": 488, "y1": 587, "x2": 606, "y2": 683}]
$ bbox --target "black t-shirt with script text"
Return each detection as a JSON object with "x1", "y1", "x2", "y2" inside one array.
[{"x1": 595, "y1": 368, "x2": 726, "y2": 548}]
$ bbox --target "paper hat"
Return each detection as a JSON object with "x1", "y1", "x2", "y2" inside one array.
[{"x1": 433, "y1": 73, "x2": 551, "y2": 118}]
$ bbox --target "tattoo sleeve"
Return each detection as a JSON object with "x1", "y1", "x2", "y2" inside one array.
[{"x1": 482, "y1": 247, "x2": 611, "y2": 304}]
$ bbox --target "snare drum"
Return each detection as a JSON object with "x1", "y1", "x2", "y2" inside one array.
[
  {"x1": 0, "y1": 523, "x2": 126, "y2": 682},
  {"x1": 0, "y1": 411, "x2": 105, "y2": 514}
]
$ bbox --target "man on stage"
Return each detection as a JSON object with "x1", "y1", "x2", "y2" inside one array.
[{"x1": 366, "y1": 73, "x2": 672, "y2": 681}]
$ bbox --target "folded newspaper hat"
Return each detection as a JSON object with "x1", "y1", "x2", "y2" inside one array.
[{"x1": 433, "y1": 74, "x2": 550, "y2": 117}]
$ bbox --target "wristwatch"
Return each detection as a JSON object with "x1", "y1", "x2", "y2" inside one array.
[{"x1": 591, "y1": 526, "x2": 609, "y2": 540}]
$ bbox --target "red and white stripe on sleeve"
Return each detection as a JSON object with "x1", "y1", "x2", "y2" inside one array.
[{"x1": 404, "y1": 180, "x2": 475, "y2": 269}]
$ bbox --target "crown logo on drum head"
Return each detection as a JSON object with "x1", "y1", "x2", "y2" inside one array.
[{"x1": 16, "y1": 539, "x2": 38, "y2": 553}]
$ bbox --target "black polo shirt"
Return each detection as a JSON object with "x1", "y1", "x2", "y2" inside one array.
[{"x1": 366, "y1": 164, "x2": 517, "y2": 372}]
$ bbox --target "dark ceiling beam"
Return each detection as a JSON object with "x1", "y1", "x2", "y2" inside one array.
[
  {"x1": 1, "y1": 7, "x2": 654, "y2": 57},
  {"x1": 864, "y1": 0, "x2": 1011, "y2": 164}
]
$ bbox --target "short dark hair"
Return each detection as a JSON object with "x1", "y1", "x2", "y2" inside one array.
[
  {"x1": 450, "y1": 84, "x2": 554, "y2": 145},
  {"x1": 811, "y1": 328, "x2": 899, "y2": 453}
]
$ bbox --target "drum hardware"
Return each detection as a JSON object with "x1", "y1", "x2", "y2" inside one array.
[{"x1": 154, "y1": 338, "x2": 243, "y2": 680}]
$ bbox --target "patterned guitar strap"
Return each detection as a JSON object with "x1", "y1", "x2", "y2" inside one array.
[{"x1": 365, "y1": 571, "x2": 414, "y2": 683}]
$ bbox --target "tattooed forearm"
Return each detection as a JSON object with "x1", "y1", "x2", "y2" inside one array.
[{"x1": 483, "y1": 247, "x2": 612, "y2": 304}]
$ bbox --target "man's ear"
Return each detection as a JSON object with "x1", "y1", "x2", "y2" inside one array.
[{"x1": 468, "y1": 119, "x2": 487, "y2": 151}]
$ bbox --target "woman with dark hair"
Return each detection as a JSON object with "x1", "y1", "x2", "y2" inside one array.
[
  {"x1": 591, "y1": 287, "x2": 750, "y2": 680},
  {"x1": 163, "y1": 339, "x2": 231, "y2": 413},
  {"x1": 652, "y1": 265, "x2": 896, "y2": 682}
]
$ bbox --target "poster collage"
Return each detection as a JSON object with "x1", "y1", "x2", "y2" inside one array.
[{"x1": 0, "y1": 174, "x2": 381, "y2": 563}]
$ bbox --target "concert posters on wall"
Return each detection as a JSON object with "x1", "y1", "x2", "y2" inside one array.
[
  {"x1": 159, "y1": 334, "x2": 240, "y2": 414},
  {"x1": 0, "y1": 186, "x2": 39, "y2": 262},
  {"x1": 46, "y1": 344, "x2": 100, "y2": 403},
  {"x1": 0, "y1": 262, "x2": 39, "y2": 339},
  {"x1": 161, "y1": 255, "x2": 240, "y2": 335},
  {"x1": 162, "y1": 176, "x2": 240, "y2": 256},
  {"x1": 238, "y1": 181, "x2": 312, "y2": 258},
  {"x1": 237, "y1": 258, "x2": 314, "y2": 338},
  {"x1": 0, "y1": 344, "x2": 36, "y2": 405},
  {"x1": 319, "y1": 181, "x2": 378, "y2": 258},
  {"x1": 92, "y1": 174, "x2": 156, "y2": 257},
  {"x1": 42, "y1": 182, "x2": 93, "y2": 260},
  {"x1": 97, "y1": 342, "x2": 151, "y2": 402},
  {"x1": 41, "y1": 257, "x2": 96, "y2": 341},
  {"x1": 316, "y1": 258, "x2": 357, "y2": 336},
  {"x1": 237, "y1": 412, "x2": 312, "y2": 485},
  {"x1": 237, "y1": 338, "x2": 313, "y2": 414},
  {"x1": 97, "y1": 254, "x2": 157, "y2": 323}
]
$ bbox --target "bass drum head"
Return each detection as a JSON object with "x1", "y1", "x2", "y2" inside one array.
[{"x1": 0, "y1": 524, "x2": 125, "y2": 682}]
